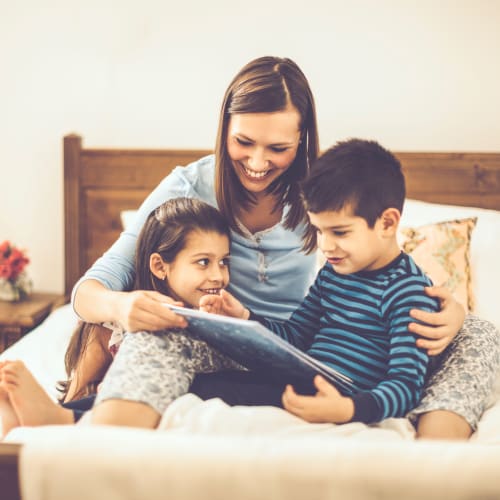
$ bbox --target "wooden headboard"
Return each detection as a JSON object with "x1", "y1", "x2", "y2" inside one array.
[{"x1": 63, "y1": 133, "x2": 500, "y2": 297}]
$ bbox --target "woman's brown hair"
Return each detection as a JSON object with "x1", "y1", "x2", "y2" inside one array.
[{"x1": 214, "y1": 56, "x2": 319, "y2": 252}]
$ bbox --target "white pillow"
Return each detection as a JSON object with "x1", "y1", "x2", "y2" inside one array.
[{"x1": 402, "y1": 199, "x2": 500, "y2": 330}]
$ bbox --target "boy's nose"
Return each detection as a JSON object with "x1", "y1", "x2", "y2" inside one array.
[{"x1": 319, "y1": 234, "x2": 336, "y2": 253}]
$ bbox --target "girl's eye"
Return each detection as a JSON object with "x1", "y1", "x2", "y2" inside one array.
[
  {"x1": 197, "y1": 258, "x2": 209, "y2": 266},
  {"x1": 333, "y1": 231, "x2": 348, "y2": 237},
  {"x1": 220, "y1": 258, "x2": 230, "y2": 267}
]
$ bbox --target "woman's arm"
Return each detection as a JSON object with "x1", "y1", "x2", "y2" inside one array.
[
  {"x1": 72, "y1": 156, "x2": 214, "y2": 330},
  {"x1": 409, "y1": 286, "x2": 466, "y2": 356},
  {"x1": 73, "y1": 280, "x2": 187, "y2": 332}
]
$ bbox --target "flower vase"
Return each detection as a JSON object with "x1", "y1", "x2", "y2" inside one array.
[{"x1": 0, "y1": 272, "x2": 33, "y2": 302}]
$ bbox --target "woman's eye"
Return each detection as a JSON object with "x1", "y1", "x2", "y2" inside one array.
[
  {"x1": 220, "y1": 258, "x2": 230, "y2": 267},
  {"x1": 270, "y1": 146, "x2": 288, "y2": 153},
  {"x1": 236, "y1": 137, "x2": 252, "y2": 147},
  {"x1": 333, "y1": 231, "x2": 348, "y2": 237},
  {"x1": 197, "y1": 258, "x2": 209, "y2": 266}
]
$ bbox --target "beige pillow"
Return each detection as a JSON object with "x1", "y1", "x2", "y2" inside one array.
[{"x1": 398, "y1": 217, "x2": 477, "y2": 312}]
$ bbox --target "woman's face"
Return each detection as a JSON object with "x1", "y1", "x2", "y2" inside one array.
[{"x1": 226, "y1": 107, "x2": 302, "y2": 196}]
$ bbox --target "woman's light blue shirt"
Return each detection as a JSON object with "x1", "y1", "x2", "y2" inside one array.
[{"x1": 72, "y1": 155, "x2": 317, "y2": 320}]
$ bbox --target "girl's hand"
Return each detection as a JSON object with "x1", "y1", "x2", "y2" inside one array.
[
  {"x1": 116, "y1": 290, "x2": 187, "y2": 333},
  {"x1": 282, "y1": 375, "x2": 354, "y2": 424},
  {"x1": 409, "y1": 286, "x2": 465, "y2": 356},
  {"x1": 199, "y1": 289, "x2": 249, "y2": 319}
]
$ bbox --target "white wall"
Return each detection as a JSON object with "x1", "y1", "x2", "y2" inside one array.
[{"x1": 1, "y1": 0, "x2": 499, "y2": 294}]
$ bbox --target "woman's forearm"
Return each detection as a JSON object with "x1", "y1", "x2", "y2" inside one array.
[{"x1": 73, "y1": 279, "x2": 125, "y2": 323}]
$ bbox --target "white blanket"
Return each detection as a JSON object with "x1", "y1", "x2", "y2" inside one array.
[{"x1": 7, "y1": 393, "x2": 500, "y2": 500}]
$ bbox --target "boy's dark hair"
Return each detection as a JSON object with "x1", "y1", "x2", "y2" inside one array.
[
  {"x1": 302, "y1": 138, "x2": 405, "y2": 233},
  {"x1": 135, "y1": 197, "x2": 231, "y2": 293}
]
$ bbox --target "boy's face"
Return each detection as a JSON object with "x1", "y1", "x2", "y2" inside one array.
[{"x1": 308, "y1": 206, "x2": 396, "y2": 275}]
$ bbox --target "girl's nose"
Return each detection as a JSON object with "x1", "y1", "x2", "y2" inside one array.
[{"x1": 209, "y1": 265, "x2": 224, "y2": 282}]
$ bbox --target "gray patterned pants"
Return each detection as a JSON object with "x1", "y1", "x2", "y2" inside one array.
[
  {"x1": 95, "y1": 328, "x2": 240, "y2": 416},
  {"x1": 408, "y1": 315, "x2": 500, "y2": 430}
]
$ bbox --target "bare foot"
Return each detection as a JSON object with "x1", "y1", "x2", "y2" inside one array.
[
  {"x1": 2, "y1": 360, "x2": 74, "y2": 427},
  {"x1": 0, "y1": 361, "x2": 21, "y2": 439}
]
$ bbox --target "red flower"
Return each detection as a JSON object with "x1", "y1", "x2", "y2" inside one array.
[{"x1": 0, "y1": 240, "x2": 30, "y2": 281}]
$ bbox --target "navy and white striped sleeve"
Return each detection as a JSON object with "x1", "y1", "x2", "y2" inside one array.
[
  {"x1": 352, "y1": 274, "x2": 440, "y2": 423},
  {"x1": 260, "y1": 270, "x2": 325, "y2": 351}
]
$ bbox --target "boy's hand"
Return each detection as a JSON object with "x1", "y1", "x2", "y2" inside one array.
[
  {"x1": 282, "y1": 375, "x2": 354, "y2": 424},
  {"x1": 199, "y1": 289, "x2": 249, "y2": 319}
]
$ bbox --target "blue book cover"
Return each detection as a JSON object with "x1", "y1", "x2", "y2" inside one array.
[{"x1": 166, "y1": 305, "x2": 354, "y2": 394}]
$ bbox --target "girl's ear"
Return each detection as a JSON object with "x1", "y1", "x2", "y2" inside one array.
[
  {"x1": 150, "y1": 252, "x2": 168, "y2": 280},
  {"x1": 378, "y1": 208, "x2": 401, "y2": 236}
]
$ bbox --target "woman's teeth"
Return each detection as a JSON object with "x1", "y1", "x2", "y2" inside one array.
[
  {"x1": 201, "y1": 288, "x2": 220, "y2": 294},
  {"x1": 244, "y1": 166, "x2": 270, "y2": 178}
]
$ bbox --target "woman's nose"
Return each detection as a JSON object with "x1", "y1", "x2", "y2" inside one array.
[{"x1": 247, "y1": 148, "x2": 269, "y2": 171}]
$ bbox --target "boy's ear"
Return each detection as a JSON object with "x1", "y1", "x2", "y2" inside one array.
[
  {"x1": 379, "y1": 208, "x2": 401, "y2": 235},
  {"x1": 150, "y1": 253, "x2": 168, "y2": 280}
]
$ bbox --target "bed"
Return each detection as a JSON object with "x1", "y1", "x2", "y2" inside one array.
[{"x1": 1, "y1": 134, "x2": 500, "y2": 500}]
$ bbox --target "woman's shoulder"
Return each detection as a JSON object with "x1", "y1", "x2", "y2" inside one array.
[
  {"x1": 182, "y1": 154, "x2": 215, "y2": 177},
  {"x1": 154, "y1": 154, "x2": 216, "y2": 204}
]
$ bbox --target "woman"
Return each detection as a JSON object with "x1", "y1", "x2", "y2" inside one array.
[{"x1": 72, "y1": 56, "x2": 496, "y2": 438}]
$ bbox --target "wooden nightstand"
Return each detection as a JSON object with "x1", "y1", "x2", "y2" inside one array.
[{"x1": 0, "y1": 292, "x2": 66, "y2": 353}]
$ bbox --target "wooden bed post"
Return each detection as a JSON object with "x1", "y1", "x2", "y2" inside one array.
[{"x1": 64, "y1": 134, "x2": 82, "y2": 299}]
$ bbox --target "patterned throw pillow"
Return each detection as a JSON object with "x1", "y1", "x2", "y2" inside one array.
[{"x1": 398, "y1": 217, "x2": 477, "y2": 312}]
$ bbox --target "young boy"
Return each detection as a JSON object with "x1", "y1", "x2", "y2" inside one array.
[{"x1": 199, "y1": 138, "x2": 440, "y2": 425}]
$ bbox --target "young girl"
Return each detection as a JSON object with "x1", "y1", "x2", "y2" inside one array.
[{"x1": 0, "y1": 197, "x2": 239, "y2": 435}]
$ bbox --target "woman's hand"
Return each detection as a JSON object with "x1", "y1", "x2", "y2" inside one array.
[
  {"x1": 115, "y1": 290, "x2": 188, "y2": 332},
  {"x1": 282, "y1": 375, "x2": 354, "y2": 424},
  {"x1": 409, "y1": 286, "x2": 465, "y2": 356},
  {"x1": 199, "y1": 289, "x2": 249, "y2": 319}
]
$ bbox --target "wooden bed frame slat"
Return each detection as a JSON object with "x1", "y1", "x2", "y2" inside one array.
[{"x1": 0, "y1": 443, "x2": 21, "y2": 500}]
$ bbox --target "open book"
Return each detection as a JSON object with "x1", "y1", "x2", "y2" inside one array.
[{"x1": 166, "y1": 304, "x2": 354, "y2": 394}]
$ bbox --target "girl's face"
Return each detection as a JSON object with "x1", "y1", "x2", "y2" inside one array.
[
  {"x1": 226, "y1": 107, "x2": 302, "y2": 196},
  {"x1": 163, "y1": 229, "x2": 230, "y2": 308}
]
